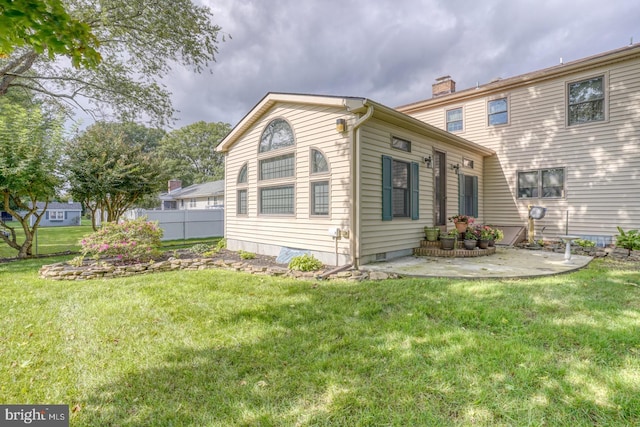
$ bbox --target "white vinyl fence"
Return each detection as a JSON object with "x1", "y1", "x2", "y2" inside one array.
[{"x1": 124, "y1": 209, "x2": 223, "y2": 241}]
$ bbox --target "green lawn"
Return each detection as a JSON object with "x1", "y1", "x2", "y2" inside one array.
[{"x1": 0, "y1": 256, "x2": 639, "y2": 426}]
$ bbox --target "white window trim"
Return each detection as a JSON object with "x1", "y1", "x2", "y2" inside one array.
[
  {"x1": 49, "y1": 210, "x2": 64, "y2": 221},
  {"x1": 445, "y1": 106, "x2": 465, "y2": 133},
  {"x1": 487, "y1": 95, "x2": 510, "y2": 127}
]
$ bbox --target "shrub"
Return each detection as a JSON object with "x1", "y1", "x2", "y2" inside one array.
[
  {"x1": 238, "y1": 250, "x2": 256, "y2": 260},
  {"x1": 575, "y1": 238, "x2": 595, "y2": 248},
  {"x1": 79, "y1": 218, "x2": 163, "y2": 263},
  {"x1": 189, "y1": 243, "x2": 212, "y2": 255},
  {"x1": 288, "y1": 254, "x2": 323, "y2": 271},
  {"x1": 615, "y1": 227, "x2": 640, "y2": 252},
  {"x1": 215, "y1": 238, "x2": 227, "y2": 251}
]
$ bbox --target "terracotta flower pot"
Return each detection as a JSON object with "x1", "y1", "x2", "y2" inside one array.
[{"x1": 455, "y1": 222, "x2": 468, "y2": 233}]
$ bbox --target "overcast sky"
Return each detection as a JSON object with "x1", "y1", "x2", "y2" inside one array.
[{"x1": 163, "y1": 0, "x2": 639, "y2": 129}]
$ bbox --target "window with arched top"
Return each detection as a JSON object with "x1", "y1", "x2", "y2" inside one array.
[
  {"x1": 259, "y1": 119, "x2": 295, "y2": 153},
  {"x1": 311, "y1": 149, "x2": 329, "y2": 174},
  {"x1": 237, "y1": 163, "x2": 248, "y2": 184}
]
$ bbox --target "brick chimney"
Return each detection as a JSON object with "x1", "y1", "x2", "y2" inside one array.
[
  {"x1": 168, "y1": 179, "x2": 182, "y2": 193},
  {"x1": 432, "y1": 75, "x2": 456, "y2": 98}
]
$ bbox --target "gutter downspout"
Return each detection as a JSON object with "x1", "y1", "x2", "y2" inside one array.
[{"x1": 347, "y1": 102, "x2": 374, "y2": 269}]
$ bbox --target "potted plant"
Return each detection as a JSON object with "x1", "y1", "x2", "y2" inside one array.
[
  {"x1": 478, "y1": 226, "x2": 493, "y2": 249},
  {"x1": 448, "y1": 214, "x2": 474, "y2": 234},
  {"x1": 441, "y1": 229, "x2": 458, "y2": 250},
  {"x1": 424, "y1": 226, "x2": 440, "y2": 242},
  {"x1": 490, "y1": 227, "x2": 504, "y2": 247},
  {"x1": 463, "y1": 227, "x2": 478, "y2": 250}
]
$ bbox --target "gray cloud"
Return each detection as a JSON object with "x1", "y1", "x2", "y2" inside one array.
[{"x1": 163, "y1": 0, "x2": 639, "y2": 128}]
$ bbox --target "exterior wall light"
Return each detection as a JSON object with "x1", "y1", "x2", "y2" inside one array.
[
  {"x1": 424, "y1": 156, "x2": 432, "y2": 168},
  {"x1": 451, "y1": 163, "x2": 460, "y2": 174},
  {"x1": 336, "y1": 118, "x2": 347, "y2": 133}
]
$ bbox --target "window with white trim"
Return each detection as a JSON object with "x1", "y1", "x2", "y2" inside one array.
[
  {"x1": 488, "y1": 98, "x2": 508, "y2": 126},
  {"x1": 49, "y1": 210, "x2": 64, "y2": 221},
  {"x1": 446, "y1": 107, "x2": 463, "y2": 132}
]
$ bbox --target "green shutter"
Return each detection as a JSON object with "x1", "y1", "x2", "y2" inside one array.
[
  {"x1": 382, "y1": 155, "x2": 392, "y2": 221},
  {"x1": 472, "y1": 175, "x2": 478, "y2": 218},
  {"x1": 458, "y1": 173, "x2": 465, "y2": 214},
  {"x1": 411, "y1": 162, "x2": 419, "y2": 220}
]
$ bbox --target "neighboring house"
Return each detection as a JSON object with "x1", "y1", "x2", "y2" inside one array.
[
  {"x1": 216, "y1": 93, "x2": 494, "y2": 266},
  {"x1": 159, "y1": 179, "x2": 225, "y2": 210},
  {"x1": 29, "y1": 202, "x2": 82, "y2": 227},
  {"x1": 397, "y1": 43, "x2": 640, "y2": 246}
]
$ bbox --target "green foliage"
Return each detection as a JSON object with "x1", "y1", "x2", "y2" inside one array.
[
  {"x1": 0, "y1": 0, "x2": 223, "y2": 126},
  {"x1": 288, "y1": 254, "x2": 323, "y2": 271},
  {"x1": 0, "y1": 91, "x2": 64, "y2": 257},
  {"x1": 238, "y1": 250, "x2": 256, "y2": 260},
  {"x1": 79, "y1": 218, "x2": 163, "y2": 262},
  {"x1": 158, "y1": 121, "x2": 230, "y2": 186},
  {"x1": 68, "y1": 255, "x2": 85, "y2": 267},
  {"x1": 215, "y1": 238, "x2": 227, "y2": 251},
  {"x1": 65, "y1": 121, "x2": 165, "y2": 227},
  {"x1": 575, "y1": 238, "x2": 596, "y2": 248},
  {"x1": 0, "y1": 0, "x2": 101, "y2": 68},
  {"x1": 615, "y1": 227, "x2": 640, "y2": 251},
  {"x1": 445, "y1": 229, "x2": 458, "y2": 238},
  {"x1": 189, "y1": 243, "x2": 212, "y2": 256},
  {"x1": 464, "y1": 228, "x2": 478, "y2": 240}
]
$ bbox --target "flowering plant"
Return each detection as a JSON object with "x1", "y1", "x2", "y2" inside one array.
[
  {"x1": 464, "y1": 227, "x2": 479, "y2": 240},
  {"x1": 479, "y1": 225, "x2": 494, "y2": 240},
  {"x1": 79, "y1": 218, "x2": 163, "y2": 263},
  {"x1": 448, "y1": 214, "x2": 474, "y2": 224}
]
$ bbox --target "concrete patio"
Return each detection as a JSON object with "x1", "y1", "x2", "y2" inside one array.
[{"x1": 359, "y1": 247, "x2": 593, "y2": 279}]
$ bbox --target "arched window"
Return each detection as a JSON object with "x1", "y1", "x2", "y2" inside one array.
[
  {"x1": 311, "y1": 149, "x2": 329, "y2": 174},
  {"x1": 259, "y1": 119, "x2": 295, "y2": 153},
  {"x1": 237, "y1": 163, "x2": 248, "y2": 184}
]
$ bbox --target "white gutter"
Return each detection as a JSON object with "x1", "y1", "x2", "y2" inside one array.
[{"x1": 346, "y1": 101, "x2": 374, "y2": 268}]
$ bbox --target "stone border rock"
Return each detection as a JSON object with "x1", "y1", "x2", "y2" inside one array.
[{"x1": 38, "y1": 257, "x2": 398, "y2": 282}]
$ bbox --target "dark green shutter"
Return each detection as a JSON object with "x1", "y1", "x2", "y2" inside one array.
[
  {"x1": 382, "y1": 155, "x2": 392, "y2": 221},
  {"x1": 411, "y1": 162, "x2": 419, "y2": 220},
  {"x1": 471, "y1": 175, "x2": 478, "y2": 217},
  {"x1": 458, "y1": 173, "x2": 465, "y2": 214}
]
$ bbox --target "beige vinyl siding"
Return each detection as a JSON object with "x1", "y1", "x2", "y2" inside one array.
[
  {"x1": 357, "y1": 119, "x2": 485, "y2": 262},
  {"x1": 224, "y1": 103, "x2": 352, "y2": 263},
  {"x1": 406, "y1": 55, "x2": 640, "y2": 240}
]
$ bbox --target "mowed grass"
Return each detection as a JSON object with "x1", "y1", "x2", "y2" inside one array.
[{"x1": 0, "y1": 256, "x2": 639, "y2": 426}]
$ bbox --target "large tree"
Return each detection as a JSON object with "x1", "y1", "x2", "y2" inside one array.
[
  {"x1": 66, "y1": 121, "x2": 165, "y2": 229},
  {"x1": 0, "y1": 0, "x2": 101, "y2": 67},
  {"x1": 0, "y1": 90, "x2": 64, "y2": 258},
  {"x1": 1, "y1": 0, "x2": 222, "y2": 126},
  {"x1": 158, "y1": 121, "x2": 230, "y2": 186}
]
